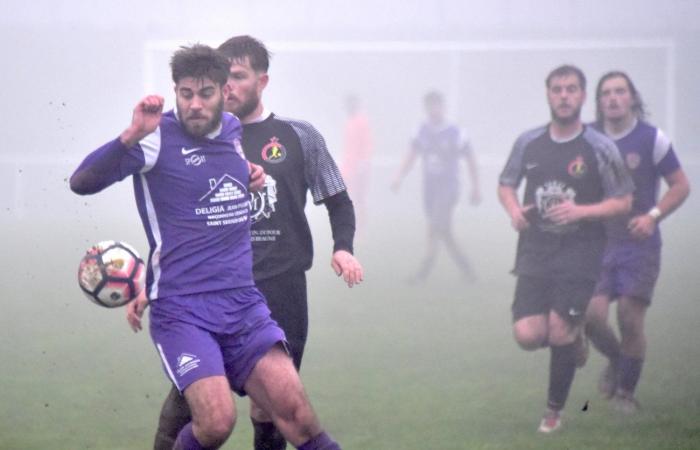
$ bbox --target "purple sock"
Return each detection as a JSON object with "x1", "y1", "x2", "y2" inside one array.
[
  {"x1": 297, "y1": 431, "x2": 341, "y2": 450},
  {"x1": 173, "y1": 422, "x2": 209, "y2": 450},
  {"x1": 618, "y1": 355, "x2": 643, "y2": 394}
]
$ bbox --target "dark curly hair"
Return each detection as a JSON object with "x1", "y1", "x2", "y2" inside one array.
[{"x1": 170, "y1": 44, "x2": 229, "y2": 86}]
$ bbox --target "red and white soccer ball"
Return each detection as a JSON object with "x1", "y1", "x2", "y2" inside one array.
[{"x1": 78, "y1": 240, "x2": 146, "y2": 308}]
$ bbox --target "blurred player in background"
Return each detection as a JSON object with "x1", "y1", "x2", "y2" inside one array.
[
  {"x1": 585, "y1": 71, "x2": 690, "y2": 413},
  {"x1": 128, "y1": 35, "x2": 362, "y2": 450},
  {"x1": 498, "y1": 65, "x2": 634, "y2": 433},
  {"x1": 339, "y1": 93, "x2": 373, "y2": 239},
  {"x1": 73, "y1": 44, "x2": 340, "y2": 450},
  {"x1": 392, "y1": 90, "x2": 481, "y2": 283}
]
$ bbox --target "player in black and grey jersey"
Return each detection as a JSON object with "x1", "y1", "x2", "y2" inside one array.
[
  {"x1": 131, "y1": 36, "x2": 363, "y2": 450},
  {"x1": 498, "y1": 65, "x2": 633, "y2": 433}
]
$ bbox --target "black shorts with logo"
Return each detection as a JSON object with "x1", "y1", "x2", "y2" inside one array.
[
  {"x1": 256, "y1": 271, "x2": 308, "y2": 370},
  {"x1": 512, "y1": 275, "x2": 595, "y2": 325}
]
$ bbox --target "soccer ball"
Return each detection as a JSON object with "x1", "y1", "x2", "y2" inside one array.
[{"x1": 78, "y1": 240, "x2": 146, "y2": 308}]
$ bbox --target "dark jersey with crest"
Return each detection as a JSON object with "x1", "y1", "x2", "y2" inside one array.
[
  {"x1": 499, "y1": 125, "x2": 634, "y2": 281},
  {"x1": 242, "y1": 111, "x2": 346, "y2": 281}
]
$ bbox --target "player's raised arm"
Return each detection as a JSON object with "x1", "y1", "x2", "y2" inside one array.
[
  {"x1": 70, "y1": 95, "x2": 163, "y2": 195},
  {"x1": 120, "y1": 95, "x2": 164, "y2": 147}
]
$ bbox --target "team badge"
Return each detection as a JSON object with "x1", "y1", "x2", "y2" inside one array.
[
  {"x1": 567, "y1": 155, "x2": 587, "y2": 178},
  {"x1": 535, "y1": 180, "x2": 578, "y2": 233},
  {"x1": 261, "y1": 137, "x2": 287, "y2": 163},
  {"x1": 626, "y1": 152, "x2": 641, "y2": 170}
]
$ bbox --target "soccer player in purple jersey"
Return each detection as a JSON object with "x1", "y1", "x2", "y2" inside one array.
[
  {"x1": 392, "y1": 91, "x2": 481, "y2": 283},
  {"x1": 498, "y1": 65, "x2": 634, "y2": 433},
  {"x1": 71, "y1": 44, "x2": 340, "y2": 450},
  {"x1": 584, "y1": 71, "x2": 690, "y2": 413},
  {"x1": 128, "y1": 36, "x2": 361, "y2": 450}
]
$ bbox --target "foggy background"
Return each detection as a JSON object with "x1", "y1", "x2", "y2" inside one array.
[{"x1": 1, "y1": 1, "x2": 698, "y2": 449}]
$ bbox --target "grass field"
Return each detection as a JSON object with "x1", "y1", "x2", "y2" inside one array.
[{"x1": 1, "y1": 165, "x2": 699, "y2": 450}]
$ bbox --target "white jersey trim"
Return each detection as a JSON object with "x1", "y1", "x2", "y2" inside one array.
[
  {"x1": 139, "y1": 127, "x2": 162, "y2": 173},
  {"x1": 139, "y1": 173, "x2": 163, "y2": 299},
  {"x1": 156, "y1": 343, "x2": 181, "y2": 391},
  {"x1": 653, "y1": 128, "x2": 672, "y2": 166}
]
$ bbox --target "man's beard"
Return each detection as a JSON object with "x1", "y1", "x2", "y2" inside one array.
[
  {"x1": 550, "y1": 105, "x2": 581, "y2": 126},
  {"x1": 180, "y1": 98, "x2": 224, "y2": 138},
  {"x1": 228, "y1": 91, "x2": 259, "y2": 120}
]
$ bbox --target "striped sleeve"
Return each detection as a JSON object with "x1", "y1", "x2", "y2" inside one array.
[
  {"x1": 285, "y1": 118, "x2": 347, "y2": 204},
  {"x1": 585, "y1": 128, "x2": 635, "y2": 198},
  {"x1": 499, "y1": 126, "x2": 546, "y2": 188}
]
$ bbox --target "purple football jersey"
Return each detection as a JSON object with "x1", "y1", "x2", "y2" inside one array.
[
  {"x1": 593, "y1": 120, "x2": 681, "y2": 246},
  {"x1": 74, "y1": 110, "x2": 253, "y2": 300}
]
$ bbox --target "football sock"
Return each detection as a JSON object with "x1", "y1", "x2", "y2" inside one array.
[
  {"x1": 585, "y1": 322, "x2": 621, "y2": 363},
  {"x1": 297, "y1": 431, "x2": 341, "y2": 450},
  {"x1": 154, "y1": 386, "x2": 192, "y2": 450},
  {"x1": 547, "y1": 342, "x2": 577, "y2": 411},
  {"x1": 618, "y1": 355, "x2": 644, "y2": 394},
  {"x1": 173, "y1": 422, "x2": 213, "y2": 450},
  {"x1": 253, "y1": 418, "x2": 287, "y2": 450}
]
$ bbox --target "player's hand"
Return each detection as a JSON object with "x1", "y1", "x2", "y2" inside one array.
[
  {"x1": 510, "y1": 204, "x2": 534, "y2": 231},
  {"x1": 248, "y1": 162, "x2": 266, "y2": 192},
  {"x1": 331, "y1": 250, "x2": 364, "y2": 288},
  {"x1": 544, "y1": 200, "x2": 582, "y2": 225},
  {"x1": 126, "y1": 290, "x2": 149, "y2": 333},
  {"x1": 628, "y1": 214, "x2": 656, "y2": 239},
  {"x1": 121, "y1": 95, "x2": 164, "y2": 147}
]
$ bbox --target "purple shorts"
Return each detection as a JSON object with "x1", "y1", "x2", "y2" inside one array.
[
  {"x1": 149, "y1": 286, "x2": 287, "y2": 395},
  {"x1": 594, "y1": 243, "x2": 661, "y2": 304}
]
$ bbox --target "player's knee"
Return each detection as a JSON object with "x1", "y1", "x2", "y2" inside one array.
[
  {"x1": 513, "y1": 327, "x2": 546, "y2": 350},
  {"x1": 196, "y1": 411, "x2": 236, "y2": 447}
]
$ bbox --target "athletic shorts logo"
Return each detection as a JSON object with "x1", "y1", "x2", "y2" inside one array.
[
  {"x1": 625, "y1": 152, "x2": 641, "y2": 170},
  {"x1": 261, "y1": 137, "x2": 287, "y2": 164},
  {"x1": 567, "y1": 155, "x2": 587, "y2": 178},
  {"x1": 176, "y1": 353, "x2": 201, "y2": 376}
]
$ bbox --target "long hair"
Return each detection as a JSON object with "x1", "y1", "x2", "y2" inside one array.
[{"x1": 595, "y1": 71, "x2": 647, "y2": 123}]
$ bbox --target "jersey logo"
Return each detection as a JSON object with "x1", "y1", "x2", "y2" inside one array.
[
  {"x1": 261, "y1": 137, "x2": 287, "y2": 164},
  {"x1": 250, "y1": 175, "x2": 278, "y2": 223},
  {"x1": 535, "y1": 180, "x2": 577, "y2": 233},
  {"x1": 567, "y1": 155, "x2": 587, "y2": 178},
  {"x1": 181, "y1": 147, "x2": 203, "y2": 155},
  {"x1": 625, "y1": 152, "x2": 641, "y2": 170}
]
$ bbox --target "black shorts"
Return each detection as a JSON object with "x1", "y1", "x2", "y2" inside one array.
[
  {"x1": 257, "y1": 271, "x2": 308, "y2": 370},
  {"x1": 511, "y1": 275, "x2": 595, "y2": 325}
]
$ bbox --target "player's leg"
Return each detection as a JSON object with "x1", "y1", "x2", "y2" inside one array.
[
  {"x1": 149, "y1": 294, "x2": 237, "y2": 449},
  {"x1": 613, "y1": 295, "x2": 648, "y2": 413},
  {"x1": 174, "y1": 376, "x2": 236, "y2": 449},
  {"x1": 611, "y1": 246, "x2": 658, "y2": 413},
  {"x1": 251, "y1": 273, "x2": 309, "y2": 450},
  {"x1": 154, "y1": 384, "x2": 191, "y2": 450},
  {"x1": 585, "y1": 294, "x2": 621, "y2": 398},
  {"x1": 538, "y1": 278, "x2": 595, "y2": 432},
  {"x1": 440, "y1": 203, "x2": 475, "y2": 280},
  {"x1": 245, "y1": 344, "x2": 339, "y2": 449},
  {"x1": 511, "y1": 275, "x2": 550, "y2": 350}
]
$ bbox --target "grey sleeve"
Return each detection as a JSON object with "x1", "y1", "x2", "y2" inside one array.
[
  {"x1": 288, "y1": 119, "x2": 347, "y2": 204},
  {"x1": 587, "y1": 130, "x2": 635, "y2": 198},
  {"x1": 499, "y1": 126, "x2": 545, "y2": 187}
]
